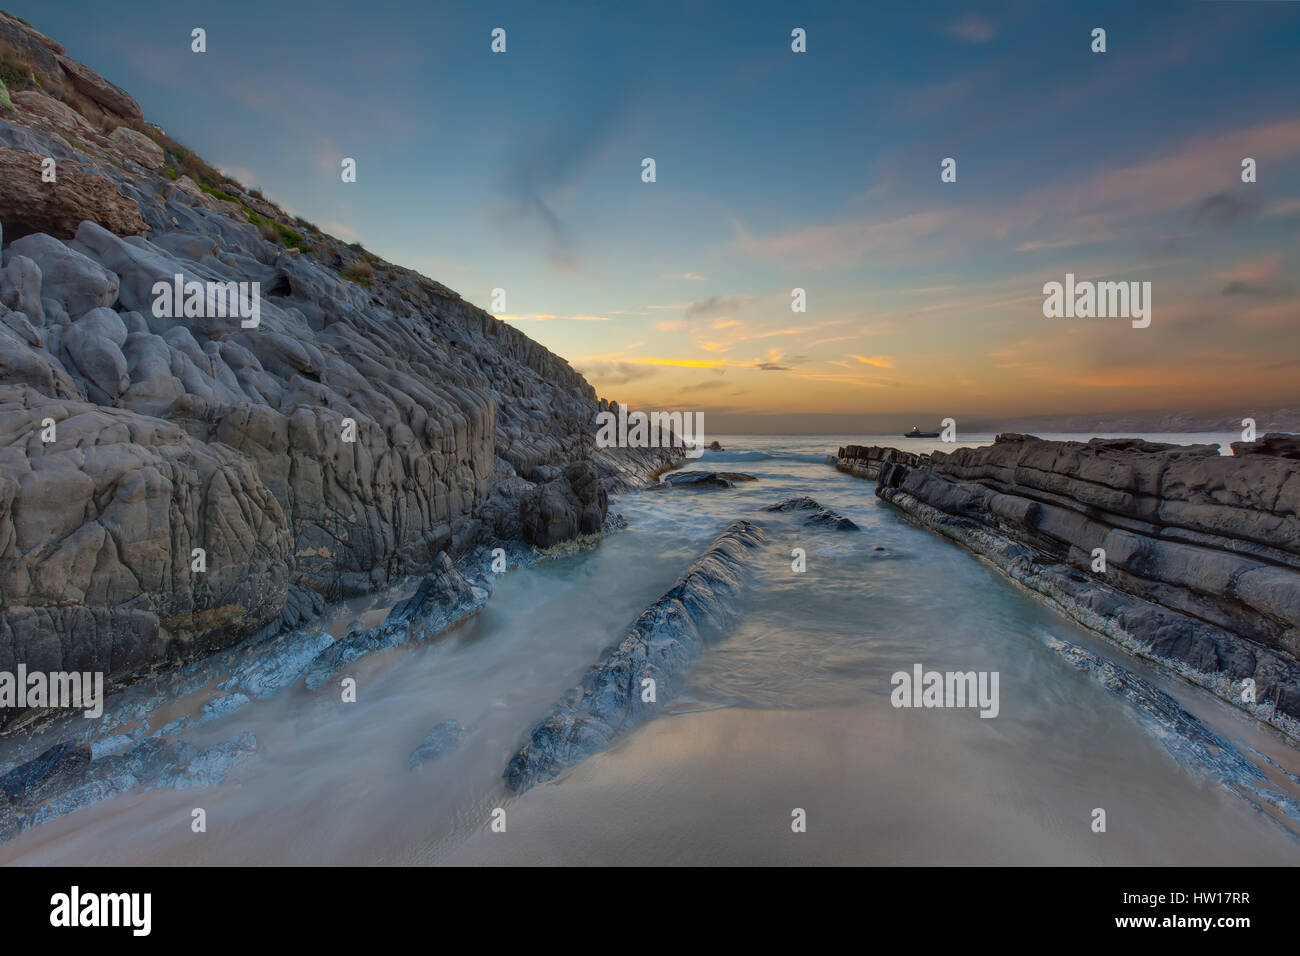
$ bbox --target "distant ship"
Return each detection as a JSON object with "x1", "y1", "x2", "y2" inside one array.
[{"x1": 902, "y1": 425, "x2": 941, "y2": 438}]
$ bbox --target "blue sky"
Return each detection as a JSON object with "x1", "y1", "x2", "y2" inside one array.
[{"x1": 22, "y1": 0, "x2": 1300, "y2": 430}]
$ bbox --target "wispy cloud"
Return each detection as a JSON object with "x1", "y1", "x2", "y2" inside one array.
[
  {"x1": 684, "y1": 294, "x2": 757, "y2": 319},
  {"x1": 733, "y1": 116, "x2": 1300, "y2": 269},
  {"x1": 493, "y1": 86, "x2": 634, "y2": 271},
  {"x1": 945, "y1": 15, "x2": 996, "y2": 44},
  {"x1": 851, "y1": 354, "x2": 894, "y2": 368}
]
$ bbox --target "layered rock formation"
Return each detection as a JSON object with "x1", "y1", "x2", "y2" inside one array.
[
  {"x1": 0, "y1": 13, "x2": 679, "y2": 729},
  {"x1": 835, "y1": 436, "x2": 1300, "y2": 733},
  {"x1": 504, "y1": 519, "x2": 767, "y2": 792}
]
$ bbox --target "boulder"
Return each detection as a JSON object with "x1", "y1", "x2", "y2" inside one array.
[
  {"x1": 61, "y1": 307, "x2": 130, "y2": 401},
  {"x1": 657, "y1": 470, "x2": 757, "y2": 490},
  {"x1": 56, "y1": 54, "x2": 142, "y2": 120},
  {"x1": 108, "y1": 125, "x2": 165, "y2": 168},
  {"x1": 0, "y1": 146, "x2": 149, "y2": 239},
  {"x1": 8, "y1": 90, "x2": 97, "y2": 142},
  {"x1": 0, "y1": 254, "x2": 43, "y2": 324},
  {"x1": 520, "y1": 461, "x2": 606, "y2": 546},
  {"x1": 6, "y1": 233, "x2": 119, "y2": 319}
]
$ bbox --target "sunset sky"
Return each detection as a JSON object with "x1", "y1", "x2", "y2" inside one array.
[{"x1": 26, "y1": 1, "x2": 1300, "y2": 431}]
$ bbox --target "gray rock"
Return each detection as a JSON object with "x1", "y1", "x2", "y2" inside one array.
[
  {"x1": 408, "y1": 719, "x2": 468, "y2": 769},
  {"x1": 225, "y1": 631, "x2": 334, "y2": 699},
  {"x1": 1233, "y1": 432, "x2": 1300, "y2": 460},
  {"x1": 656, "y1": 470, "x2": 758, "y2": 490},
  {"x1": 0, "y1": 254, "x2": 43, "y2": 325},
  {"x1": 0, "y1": 39, "x2": 681, "y2": 729},
  {"x1": 0, "y1": 740, "x2": 91, "y2": 804},
  {"x1": 763, "y1": 496, "x2": 858, "y2": 530},
  {"x1": 198, "y1": 692, "x2": 251, "y2": 723},
  {"x1": 504, "y1": 519, "x2": 767, "y2": 793},
  {"x1": 6, "y1": 233, "x2": 119, "y2": 319},
  {"x1": 0, "y1": 309, "x2": 42, "y2": 349},
  {"x1": 90, "y1": 734, "x2": 136, "y2": 760},
  {"x1": 61, "y1": 306, "x2": 130, "y2": 401},
  {"x1": 15, "y1": 732, "x2": 257, "y2": 831},
  {"x1": 520, "y1": 461, "x2": 606, "y2": 546},
  {"x1": 158, "y1": 731, "x2": 257, "y2": 789},
  {"x1": 107, "y1": 126, "x2": 164, "y2": 169},
  {"x1": 303, "y1": 552, "x2": 484, "y2": 689}
]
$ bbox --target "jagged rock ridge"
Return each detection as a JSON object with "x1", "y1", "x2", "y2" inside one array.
[
  {"x1": 504, "y1": 519, "x2": 767, "y2": 792},
  {"x1": 835, "y1": 435, "x2": 1300, "y2": 733}
]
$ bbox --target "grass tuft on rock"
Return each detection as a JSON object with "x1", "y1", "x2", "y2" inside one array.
[{"x1": 340, "y1": 260, "x2": 374, "y2": 284}]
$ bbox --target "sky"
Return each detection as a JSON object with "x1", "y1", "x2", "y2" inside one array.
[{"x1": 20, "y1": 0, "x2": 1300, "y2": 432}]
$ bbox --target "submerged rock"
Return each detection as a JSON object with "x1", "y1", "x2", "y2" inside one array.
[
  {"x1": 0, "y1": 740, "x2": 91, "y2": 804},
  {"x1": 1047, "y1": 635, "x2": 1300, "y2": 826},
  {"x1": 763, "y1": 496, "x2": 858, "y2": 530},
  {"x1": 504, "y1": 519, "x2": 767, "y2": 793},
  {"x1": 0, "y1": 731, "x2": 256, "y2": 837},
  {"x1": 303, "y1": 552, "x2": 486, "y2": 690},
  {"x1": 199, "y1": 692, "x2": 251, "y2": 724},
  {"x1": 656, "y1": 470, "x2": 758, "y2": 490},
  {"x1": 408, "y1": 719, "x2": 468, "y2": 769},
  {"x1": 223, "y1": 630, "x2": 335, "y2": 699}
]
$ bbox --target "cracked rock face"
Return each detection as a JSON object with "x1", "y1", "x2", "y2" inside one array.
[{"x1": 0, "y1": 23, "x2": 682, "y2": 729}]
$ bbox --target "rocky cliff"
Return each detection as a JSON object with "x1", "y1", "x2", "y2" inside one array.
[
  {"x1": 0, "y1": 12, "x2": 678, "y2": 727},
  {"x1": 835, "y1": 435, "x2": 1300, "y2": 733}
]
